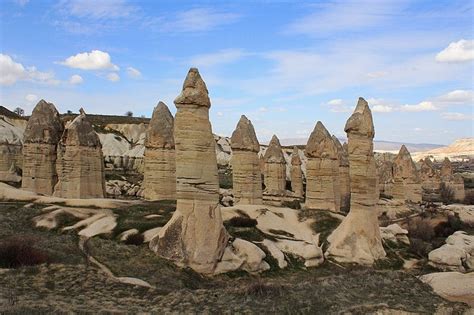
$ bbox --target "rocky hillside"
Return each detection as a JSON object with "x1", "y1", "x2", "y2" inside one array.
[{"x1": 412, "y1": 138, "x2": 474, "y2": 162}]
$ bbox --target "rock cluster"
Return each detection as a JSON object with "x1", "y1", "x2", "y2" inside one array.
[
  {"x1": 230, "y1": 115, "x2": 262, "y2": 204},
  {"x1": 305, "y1": 121, "x2": 340, "y2": 211},
  {"x1": 326, "y1": 98, "x2": 386, "y2": 265},
  {"x1": 22, "y1": 100, "x2": 64, "y2": 195},
  {"x1": 333, "y1": 136, "x2": 350, "y2": 211},
  {"x1": 419, "y1": 157, "x2": 441, "y2": 201},
  {"x1": 392, "y1": 145, "x2": 422, "y2": 202},
  {"x1": 262, "y1": 135, "x2": 287, "y2": 195},
  {"x1": 428, "y1": 231, "x2": 473, "y2": 271},
  {"x1": 290, "y1": 146, "x2": 303, "y2": 198},
  {"x1": 53, "y1": 109, "x2": 105, "y2": 198},
  {"x1": 149, "y1": 68, "x2": 228, "y2": 274},
  {"x1": 440, "y1": 158, "x2": 465, "y2": 202},
  {"x1": 143, "y1": 102, "x2": 176, "y2": 200}
]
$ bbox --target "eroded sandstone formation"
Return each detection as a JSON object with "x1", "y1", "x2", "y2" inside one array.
[
  {"x1": 305, "y1": 122, "x2": 340, "y2": 211},
  {"x1": 22, "y1": 100, "x2": 64, "y2": 195},
  {"x1": 143, "y1": 102, "x2": 176, "y2": 200},
  {"x1": 326, "y1": 97, "x2": 386, "y2": 264},
  {"x1": 290, "y1": 146, "x2": 303, "y2": 198},
  {"x1": 420, "y1": 157, "x2": 441, "y2": 202},
  {"x1": 439, "y1": 157, "x2": 465, "y2": 202},
  {"x1": 333, "y1": 136, "x2": 350, "y2": 211},
  {"x1": 440, "y1": 157, "x2": 453, "y2": 181},
  {"x1": 149, "y1": 68, "x2": 228, "y2": 274},
  {"x1": 230, "y1": 115, "x2": 262, "y2": 204},
  {"x1": 263, "y1": 135, "x2": 287, "y2": 194},
  {"x1": 53, "y1": 109, "x2": 105, "y2": 198},
  {"x1": 392, "y1": 145, "x2": 422, "y2": 203}
]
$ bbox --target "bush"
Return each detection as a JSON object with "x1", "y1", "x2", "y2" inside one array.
[
  {"x1": 124, "y1": 233, "x2": 144, "y2": 246},
  {"x1": 464, "y1": 191, "x2": 474, "y2": 205},
  {"x1": 225, "y1": 216, "x2": 258, "y2": 228},
  {"x1": 408, "y1": 218, "x2": 434, "y2": 242},
  {"x1": 408, "y1": 238, "x2": 432, "y2": 257},
  {"x1": 434, "y1": 213, "x2": 463, "y2": 238},
  {"x1": 0, "y1": 237, "x2": 50, "y2": 268},
  {"x1": 281, "y1": 199, "x2": 301, "y2": 210},
  {"x1": 439, "y1": 182, "x2": 455, "y2": 205},
  {"x1": 242, "y1": 277, "x2": 282, "y2": 297}
]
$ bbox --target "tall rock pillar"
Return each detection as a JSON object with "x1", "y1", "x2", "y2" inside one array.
[
  {"x1": 290, "y1": 146, "x2": 304, "y2": 198},
  {"x1": 149, "y1": 68, "x2": 228, "y2": 274},
  {"x1": 143, "y1": 102, "x2": 176, "y2": 200},
  {"x1": 230, "y1": 115, "x2": 262, "y2": 204},
  {"x1": 326, "y1": 98, "x2": 386, "y2": 264}
]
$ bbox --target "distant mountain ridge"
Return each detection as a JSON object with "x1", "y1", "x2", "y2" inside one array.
[{"x1": 276, "y1": 137, "x2": 444, "y2": 153}]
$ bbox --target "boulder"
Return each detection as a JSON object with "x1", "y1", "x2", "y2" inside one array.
[
  {"x1": 230, "y1": 115, "x2": 262, "y2": 204},
  {"x1": 326, "y1": 97, "x2": 386, "y2": 265},
  {"x1": 149, "y1": 68, "x2": 228, "y2": 274},
  {"x1": 428, "y1": 231, "x2": 474, "y2": 271},
  {"x1": 214, "y1": 238, "x2": 270, "y2": 274},
  {"x1": 143, "y1": 101, "x2": 176, "y2": 200},
  {"x1": 22, "y1": 100, "x2": 64, "y2": 195},
  {"x1": 419, "y1": 272, "x2": 474, "y2": 307}
]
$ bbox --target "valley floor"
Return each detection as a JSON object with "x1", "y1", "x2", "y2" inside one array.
[{"x1": 0, "y1": 201, "x2": 471, "y2": 314}]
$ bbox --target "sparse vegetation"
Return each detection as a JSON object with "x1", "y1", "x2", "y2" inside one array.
[
  {"x1": 407, "y1": 218, "x2": 434, "y2": 242},
  {"x1": 241, "y1": 277, "x2": 282, "y2": 297},
  {"x1": 439, "y1": 182, "x2": 455, "y2": 205},
  {"x1": 281, "y1": 199, "x2": 301, "y2": 209},
  {"x1": 464, "y1": 190, "x2": 474, "y2": 205},
  {"x1": 224, "y1": 216, "x2": 258, "y2": 228},
  {"x1": 0, "y1": 236, "x2": 50, "y2": 268},
  {"x1": 124, "y1": 233, "x2": 144, "y2": 246},
  {"x1": 125, "y1": 111, "x2": 133, "y2": 117}
]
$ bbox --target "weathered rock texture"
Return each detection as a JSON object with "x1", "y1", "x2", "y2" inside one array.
[
  {"x1": 53, "y1": 109, "x2": 105, "y2": 198},
  {"x1": 392, "y1": 145, "x2": 422, "y2": 203},
  {"x1": 143, "y1": 102, "x2": 176, "y2": 200},
  {"x1": 22, "y1": 100, "x2": 64, "y2": 195},
  {"x1": 333, "y1": 136, "x2": 350, "y2": 211},
  {"x1": 230, "y1": 115, "x2": 262, "y2": 204},
  {"x1": 376, "y1": 153, "x2": 395, "y2": 198},
  {"x1": 262, "y1": 135, "x2": 287, "y2": 194},
  {"x1": 290, "y1": 146, "x2": 303, "y2": 198},
  {"x1": 420, "y1": 158, "x2": 441, "y2": 202},
  {"x1": 440, "y1": 158, "x2": 465, "y2": 202},
  {"x1": 149, "y1": 68, "x2": 228, "y2": 274},
  {"x1": 326, "y1": 98, "x2": 386, "y2": 265},
  {"x1": 305, "y1": 122, "x2": 340, "y2": 211}
]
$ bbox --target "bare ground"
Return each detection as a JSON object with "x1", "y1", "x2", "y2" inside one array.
[{"x1": 0, "y1": 201, "x2": 471, "y2": 314}]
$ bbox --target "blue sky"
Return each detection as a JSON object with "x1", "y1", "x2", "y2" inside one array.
[{"x1": 0, "y1": 0, "x2": 473, "y2": 145}]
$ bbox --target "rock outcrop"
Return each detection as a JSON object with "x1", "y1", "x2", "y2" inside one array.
[
  {"x1": 333, "y1": 136, "x2": 350, "y2": 211},
  {"x1": 305, "y1": 122, "x2": 340, "y2": 211},
  {"x1": 22, "y1": 100, "x2": 64, "y2": 195},
  {"x1": 392, "y1": 145, "x2": 422, "y2": 203},
  {"x1": 428, "y1": 231, "x2": 473, "y2": 271},
  {"x1": 262, "y1": 135, "x2": 287, "y2": 194},
  {"x1": 440, "y1": 157, "x2": 453, "y2": 180},
  {"x1": 149, "y1": 68, "x2": 228, "y2": 274},
  {"x1": 326, "y1": 97, "x2": 386, "y2": 265},
  {"x1": 290, "y1": 146, "x2": 303, "y2": 198},
  {"x1": 419, "y1": 157, "x2": 441, "y2": 201},
  {"x1": 53, "y1": 109, "x2": 105, "y2": 198},
  {"x1": 230, "y1": 115, "x2": 262, "y2": 204},
  {"x1": 143, "y1": 102, "x2": 176, "y2": 200},
  {"x1": 440, "y1": 157, "x2": 465, "y2": 202}
]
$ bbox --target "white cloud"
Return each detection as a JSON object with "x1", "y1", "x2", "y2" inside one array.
[
  {"x1": 436, "y1": 89, "x2": 474, "y2": 104},
  {"x1": 414, "y1": 127, "x2": 422, "y2": 131},
  {"x1": 400, "y1": 101, "x2": 437, "y2": 112},
  {"x1": 440, "y1": 112, "x2": 474, "y2": 121},
  {"x1": 217, "y1": 111, "x2": 224, "y2": 117},
  {"x1": 258, "y1": 107, "x2": 268, "y2": 112},
  {"x1": 25, "y1": 94, "x2": 38, "y2": 103},
  {"x1": 60, "y1": 50, "x2": 119, "y2": 71},
  {"x1": 107, "y1": 72, "x2": 120, "y2": 82},
  {"x1": 372, "y1": 105, "x2": 393, "y2": 113},
  {"x1": 58, "y1": 0, "x2": 138, "y2": 19},
  {"x1": 0, "y1": 54, "x2": 25, "y2": 85},
  {"x1": 69, "y1": 74, "x2": 83, "y2": 85},
  {"x1": 190, "y1": 49, "x2": 246, "y2": 68},
  {"x1": 0, "y1": 54, "x2": 59, "y2": 86},
  {"x1": 126, "y1": 67, "x2": 141, "y2": 78},
  {"x1": 327, "y1": 99, "x2": 343, "y2": 106},
  {"x1": 436, "y1": 39, "x2": 474, "y2": 63},
  {"x1": 157, "y1": 8, "x2": 240, "y2": 33}
]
